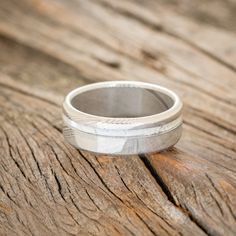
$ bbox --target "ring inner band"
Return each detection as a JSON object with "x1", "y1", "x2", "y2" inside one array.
[{"x1": 71, "y1": 87, "x2": 174, "y2": 118}]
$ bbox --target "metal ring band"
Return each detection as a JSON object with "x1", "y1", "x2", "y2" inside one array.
[{"x1": 63, "y1": 81, "x2": 183, "y2": 155}]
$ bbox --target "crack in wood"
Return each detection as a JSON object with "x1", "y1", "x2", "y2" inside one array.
[
  {"x1": 139, "y1": 154, "x2": 177, "y2": 204},
  {"x1": 77, "y1": 150, "x2": 125, "y2": 204},
  {"x1": 138, "y1": 154, "x2": 214, "y2": 236},
  {"x1": 205, "y1": 174, "x2": 236, "y2": 221},
  {"x1": 134, "y1": 213, "x2": 157, "y2": 236}
]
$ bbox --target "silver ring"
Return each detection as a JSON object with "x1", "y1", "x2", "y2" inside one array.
[{"x1": 63, "y1": 81, "x2": 183, "y2": 155}]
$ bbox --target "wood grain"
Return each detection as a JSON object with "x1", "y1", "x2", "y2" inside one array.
[{"x1": 0, "y1": 0, "x2": 235, "y2": 235}]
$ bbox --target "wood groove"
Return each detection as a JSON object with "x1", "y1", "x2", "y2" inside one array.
[
  {"x1": 139, "y1": 154, "x2": 211, "y2": 236},
  {"x1": 139, "y1": 154, "x2": 177, "y2": 204}
]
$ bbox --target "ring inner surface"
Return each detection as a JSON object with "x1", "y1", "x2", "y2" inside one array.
[{"x1": 71, "y1": 87, "x2": 174, "y2": 118}]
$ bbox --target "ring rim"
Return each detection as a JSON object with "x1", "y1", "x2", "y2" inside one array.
[{"x1": 64, "y1": 81, "x2": 182, "y2": 127}]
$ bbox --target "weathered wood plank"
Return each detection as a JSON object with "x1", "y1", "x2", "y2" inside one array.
[
  {"x1": 0, "y1": 31, "x2": 235, "y2": 236},
  {"x1": 0, "y1": 0, "x2": 235, "y2": 235},
  {"x1": 0, "y1": 76, "x2": 206, "y2": 236}
]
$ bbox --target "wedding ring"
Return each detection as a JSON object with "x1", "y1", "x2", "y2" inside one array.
[{"x1": 63, "y1": 81, "x2": 183, "y2": 155}]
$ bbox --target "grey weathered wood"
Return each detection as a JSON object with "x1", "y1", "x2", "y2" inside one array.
[{"x1": 0, "y1": 0, "x2": 235, "y2": 235}]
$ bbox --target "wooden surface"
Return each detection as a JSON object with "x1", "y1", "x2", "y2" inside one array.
[{"x1": 0, "y1": 0, "x2": 236, "y2": 235}]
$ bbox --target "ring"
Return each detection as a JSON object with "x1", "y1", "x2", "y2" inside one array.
[{"x1": 63, "y1": 81, "x2": 183, "y2": 155}]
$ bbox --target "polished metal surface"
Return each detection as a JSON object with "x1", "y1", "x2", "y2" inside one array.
[{"x1": 63, "y1": 81, "x2": 183, "y2": 155}]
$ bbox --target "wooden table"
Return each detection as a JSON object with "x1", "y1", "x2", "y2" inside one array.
[{"x1": 0, "y1": 0, "x2": 235, "y2": 235}]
